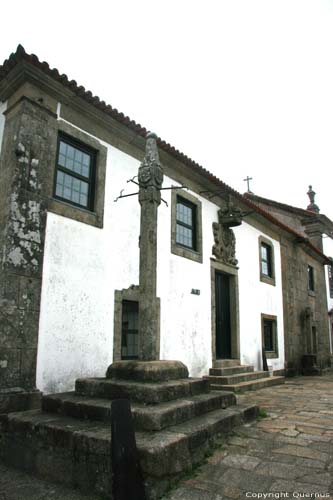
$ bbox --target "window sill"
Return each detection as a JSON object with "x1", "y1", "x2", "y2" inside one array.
[
  {"x1": 260, "y1": 274, "x2": 276, "y2": 286},
  {"x1": 171, "y1": 244, "x2": 203, "y2": 263},
  {"x1": 308, "y1": 290, "x2": 316, "y2": 297},
  {"x1": 48, "y1": 198, "x2": 103, "y2": 228},
  {"x1": 265, "y1": 351, "x2": 279, "y2": 359}
]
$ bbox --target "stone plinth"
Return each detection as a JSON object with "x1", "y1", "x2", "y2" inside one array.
[
  {"x1": 0, "y1": 358, "x2": 258, "y2": 500},
  {"x1": 106, "y1": 360, "x2": 189, "y2": 382}
]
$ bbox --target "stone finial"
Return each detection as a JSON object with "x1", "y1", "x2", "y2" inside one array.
[
  {"x1": 307, "y1": 185, "x2": 320, "y2": 213},
  {"x1": 144, "y1": 132, "x2": 160, "y2": 164}
]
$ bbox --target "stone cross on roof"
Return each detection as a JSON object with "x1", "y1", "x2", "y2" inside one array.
[{"x1": 243, "y1": 176, "x2": 253, "y2": 193}]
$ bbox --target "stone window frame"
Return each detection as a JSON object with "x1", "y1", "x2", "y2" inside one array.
[
  {"x1": 54, "y1": 133, "x2": 97, "y2": 211},
  {"x1": 261, "y1": 313, "x2": 279, "y2": 359},
  {"x1": 113, "y1": 286, "x2": 160, "y2": 361},
  {"x1": 328, "y1": 263, "x2": 333, "y2": 299},
  {"x1": 171, "y1": 190, "x2": 203, "y2": 263},
  {"x1": 47, "y1": 120, "x2": 107, "y2": 228},
  {"x1": 259, "y1": 236, "x2": 275, "y2": 286},
  {"x1": 308, "y1": 264, "x2": 315, "y2": 296}
]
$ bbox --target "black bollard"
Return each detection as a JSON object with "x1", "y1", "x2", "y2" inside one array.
[{"x1": 110, "y1": 399, "x2": 146, "y2": 500}]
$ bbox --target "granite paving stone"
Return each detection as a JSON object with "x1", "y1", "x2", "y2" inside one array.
[
  {"x1": 272, "y1": 444, "x2": 329, "y2": 461},
  {"x1": 165, "y1": 374, "x2": 333, "y2": 499},
  {"x1": 270, "y1": 479, "x2": 329, "y2": 495}
]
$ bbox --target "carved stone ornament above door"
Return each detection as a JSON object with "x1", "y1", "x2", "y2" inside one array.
[{"x1": 212, "y1": 210, "x2": 238, "y2": 266}]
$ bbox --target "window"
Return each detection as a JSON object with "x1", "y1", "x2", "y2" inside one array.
[
  {"x1": 54, "y1": 135, "x2": 96, "y2": 210},
  {"x1": 308, "y1": 265, "x2": 315, "y2": 292},
  {"x1": 261, "y1": 314, "x2": 278, "y2": 358},
  {"x1": 328, "y1": 264, "x2": 333, "y2": 298},
  {"x1": 261, "y1": 243, "x2": 272, "y2": 277},
  {"x1": 176, "y1": 197, "x2": 197, "y2": 250},
  {"x1": 171, "y1": 190, "x2": 203, "y2": 263},
  {"x1": 121, "y1": 300, "x2": 139, "y2": 360},
  {"x1": 259, "y1": 237, "x2": 275, "y2": 285}
]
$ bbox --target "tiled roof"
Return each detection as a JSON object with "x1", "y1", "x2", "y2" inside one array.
[
  {"x1": 0, "y1": 45, "x2": 330, "y2": 264},
  {"x1": 244, "y1": 192, "x2": 318, "y2": 217}
]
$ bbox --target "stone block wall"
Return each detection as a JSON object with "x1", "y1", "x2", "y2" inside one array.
[
  {"x1": 281, "y1": 241, "x2": 331, "y2": 375},
  {"x1": 0, "y1": 97, "x2": 57, "y2": 390}
]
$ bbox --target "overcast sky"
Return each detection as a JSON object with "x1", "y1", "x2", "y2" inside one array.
[{"x1": 1, "y1": 0, "x2": 333, "y2": 221}]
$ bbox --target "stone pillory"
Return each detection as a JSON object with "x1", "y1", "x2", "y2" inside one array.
[{"x1": 138, "y1": 132, "x2": 163, "y2": 361}]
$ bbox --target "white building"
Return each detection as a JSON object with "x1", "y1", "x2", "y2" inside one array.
[{"x1": 0, "y1": 46, "x2": 331, "y2": 400}]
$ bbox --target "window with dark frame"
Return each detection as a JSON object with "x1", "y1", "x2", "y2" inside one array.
[
  {"x1": 308, "y1": 265, "x2": 315, "y2": 292},
  {"x1": 176, "y1": 197, "x2": 197, "y2": 251},
  {"x1": 263, "y1": 318, "x2": 276, "y2": 352},
  {"x1": 261, "y1": 242, "x2": 273, "y2": 277},
  {"x1": 328, "y1": 264, "x2": 333, "y2": 298},
  {"x1": 54, "y1": 135, "x2": 96, "y2": 210}
]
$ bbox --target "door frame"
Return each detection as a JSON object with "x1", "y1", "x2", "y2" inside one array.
[{"x1": 211, "y1": 258, "x2": 240, "y2": 361}]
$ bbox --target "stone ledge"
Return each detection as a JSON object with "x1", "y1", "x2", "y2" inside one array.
[
  {"x1": 0, "y1": 389, "x2": 41, "y2": 414},
  {"x1": 42, "y1": 390, "x2": 236, "y2": 431},
  {"x1": 75, "y1": 377, "x2": 209, "y2": 404}
]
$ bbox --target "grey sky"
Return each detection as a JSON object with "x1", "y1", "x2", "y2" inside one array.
[{"x1": 1, "y1": 0, "x2": 333, "y2": 219}]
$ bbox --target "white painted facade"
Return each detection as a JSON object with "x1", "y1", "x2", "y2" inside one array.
[
  {"x1": 234, "y1": 224, "x2": 284, "y2": 371},
  {"x1": 36, "y1": 117, "x2": 285, "y2": 393},
  {"x1": 324, "y1": 237, "x2": 333, "y2": 311},
  {"x1": 323, "y1": 237, "x2": 333, "y2": 354},
  {"x1": 0, "y1": 101, "x2": 7, "y2": 155}
]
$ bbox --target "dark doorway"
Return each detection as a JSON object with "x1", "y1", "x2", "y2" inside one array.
[
  {"x1": 121, "y1": 300, "x2": 139, "y2": 360},
  {"x1": 215, "y1": 272, "x2": 232, "y2": 358}
]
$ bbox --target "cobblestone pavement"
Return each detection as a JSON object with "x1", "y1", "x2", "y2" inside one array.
[
  {"x1": 0, "y1": 462, "x2": 100, "y2": 500},
  {"x1": 0, "y1": 375, "x2": 332, "y2": 500},
  {"x1": 165, "y1": 374, "x2": 333, "y2": 500}
]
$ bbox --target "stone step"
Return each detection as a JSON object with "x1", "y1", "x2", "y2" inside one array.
[
  {"x1": 0, "y1": 402, "x2": 258, "y2": 500},
  {"x1": 42, "y1": 390, "x2": 236, "y2": 431},
  {"x1": 210, "y1": 376, "x2": 285, "y2": 393},
  {"x1": 75, "y1": 377, "x2": 209, "y2": 404},
  {"x1": 213, "y1": 359, "x2": 240, "y2": 368},
  {"x1": 205, "y1": 370, "x2": 269, "y2": 385},
  {"x1": 209, "y1": 365, "x2": 254, "y2": 376},
  {"x1": 0, "y1": 388, "x2": 41, "y2": 414}
]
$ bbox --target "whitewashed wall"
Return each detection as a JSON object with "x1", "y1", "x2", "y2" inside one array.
[
  {"x1": 36, "y1": 134, "x2": 141, "y2": 393},
  {"x1": 0, "y1": 101, "x2": 7, "y2": 155},
  {"x1": 157, "y1": 181, "x2": 218, "y2": 377},
  {"x1": 323, "y1": 237, "x2": 333, "y2": 353},
  {"x1": 324, "y1": 237, "x2": 333, "y2": 312},
  {"x1": 234, "y1": 224, "x2": 285, "y2": 371},
  {"x1": 36, "y1": 116, "x2": 285, "y2": 393}
]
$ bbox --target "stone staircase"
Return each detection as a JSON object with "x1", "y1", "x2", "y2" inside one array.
[
  {"x1": 0, "y1": 360, "x2": 258, "y2": 500},
  {"x1": 205, "y1": 359, "x2": 285, "y2": 393}
]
